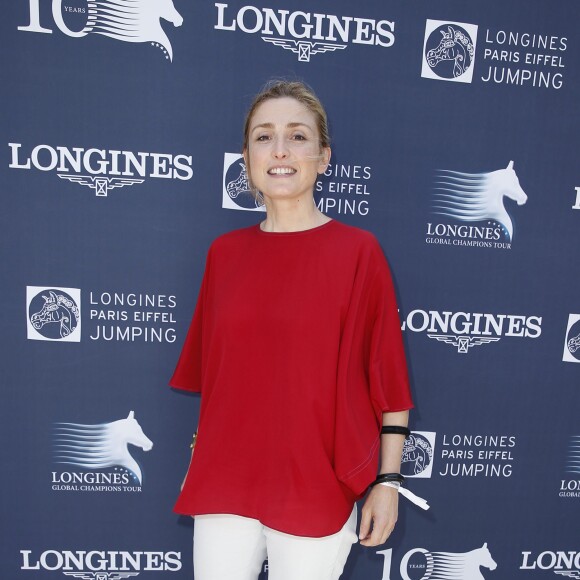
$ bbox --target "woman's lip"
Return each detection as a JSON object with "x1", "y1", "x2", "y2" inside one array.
[{"x1": 267, "y1": 166, "x2": 297, "y2": 175}]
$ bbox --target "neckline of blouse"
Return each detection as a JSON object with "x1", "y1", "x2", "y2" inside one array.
[{"x1": 256, "y1": 219, "x2": 336, "y2": 237}]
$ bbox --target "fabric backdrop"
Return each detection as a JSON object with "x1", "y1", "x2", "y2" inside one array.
[{"x1": 2, "y1": 1, "x2": 579, "y2": 578}]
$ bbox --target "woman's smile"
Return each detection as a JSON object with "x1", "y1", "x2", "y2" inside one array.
[{"x1": 267, "y1": 165, "x2": 297, "y2": 176}]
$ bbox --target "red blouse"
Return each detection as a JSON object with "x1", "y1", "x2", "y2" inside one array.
[{"x1": 170, "y1": 219, "x2": 413, "y2": 536}]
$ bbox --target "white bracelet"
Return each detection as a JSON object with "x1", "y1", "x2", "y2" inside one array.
[
  {"x1": 379, "y1": 481, "x2": 430, "y2": 511},
  {"x1": 380, "y1": 481, "x2": 401, "y2": 490}
]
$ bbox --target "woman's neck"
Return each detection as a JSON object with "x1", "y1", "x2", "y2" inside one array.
[{"x1": 260, "y1": 198, "x2": 331, "y2": 232}]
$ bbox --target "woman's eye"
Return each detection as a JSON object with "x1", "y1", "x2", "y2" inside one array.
[
  {"x1": 292, "y1": 134, "x2": 306, "y2": 141},
  {"x1": 256, "y1": 135, "x2": 270, "y2": 142}
]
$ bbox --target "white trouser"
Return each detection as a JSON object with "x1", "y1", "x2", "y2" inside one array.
[{"x1": 193, "y1": 505, "x2": 358, "y2": 580}]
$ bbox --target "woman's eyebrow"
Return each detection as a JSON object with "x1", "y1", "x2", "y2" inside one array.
[
  {"x1": 251, "y1": 122, "x2": 274, "y2": 131},
  {"x1": 251, "y1": 122, "x2": 313, "y2": 131},
  {"x1": 286, "y1": 122, "x2": 312, "y2": 129}
]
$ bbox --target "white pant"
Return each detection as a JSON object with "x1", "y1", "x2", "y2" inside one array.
[{"x1": 193, "y1": 505, "x2": 358, "y2": 580}]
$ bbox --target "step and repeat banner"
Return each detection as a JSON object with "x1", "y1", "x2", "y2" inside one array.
[{"x1": 2, "y1": 1, "x2": 579, "y2": 578}]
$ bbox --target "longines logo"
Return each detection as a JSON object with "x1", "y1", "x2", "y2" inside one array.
[
  {"x1": 9, "y1": 143, "x2": 193, "y2": 197},
  {"x1": 422, "y1": 18, "x2": 568, "y2": 90},
  {"x1": 482, "y1": 28, "x2": 567, "y2": 90},
  {"x1": 52, "y1": 411, "x2": 152, "y2": 493},
  {"x1": 26, "y1": 287, "x2": 178, "y2": 344},
  {"x1": 214, "y1": 3, "x2": 395, "y2": 62},
  {"x1": 18, "y1": 0, "x2": 183, "y2": 61},
  {"x1": 440, "y1": 433, "x2": 516, "y2": 478},
  {"x1": 426, "y1": 161, "x2": 528, "y2": 250},
  {"x1": 378, "y1": 544, "x2": 497, "y2": 579},
  {"x1": 401, "y1": 309, "x2": 542, "y2": 353},
  {"x1": 21, "y1": 549, "x2": 182, "y2": 577},
  {"x1": 422, "y1": 20, "x2": 478, "y2": 83},
  {"x1": 521, "y1": 550, "x2": 580, "y2": 576}
]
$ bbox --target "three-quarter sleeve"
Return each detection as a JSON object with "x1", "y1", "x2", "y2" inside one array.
[
  {"x1": 169, "y1": 247, "x2": 212, "y2": 392},
  {"x1": 333, "y1": 235, "x2": 412, "y2": 497},
  {"x1": 367, "y1": 243, "x2": 413, "y2": 414}
]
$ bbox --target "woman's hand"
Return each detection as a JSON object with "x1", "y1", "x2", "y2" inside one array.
[{"x1": 358, "y1": 484, "x2": 399, "y2": 547}]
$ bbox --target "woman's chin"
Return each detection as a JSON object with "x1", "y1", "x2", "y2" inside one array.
[{"x1": 261, "y1": 189, "x2": 313, "y2": 204}]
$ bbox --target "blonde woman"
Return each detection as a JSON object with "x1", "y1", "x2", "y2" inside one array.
[{"x1": 171, "y1": 80, "x2": 414, "y2": 580}]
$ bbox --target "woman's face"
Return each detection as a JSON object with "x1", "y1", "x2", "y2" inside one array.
[{"x1": 244, "y1": 97, "x2": 330, "y2": 202}]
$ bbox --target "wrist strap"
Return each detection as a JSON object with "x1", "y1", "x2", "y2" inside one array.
[
  {"x1": 379, "y1": 482, "x2": 430, "y2": 511},
  {"x1": 381, "y1": 426, "x2": 411, "y2": 438},
  {"x1": 371, "y1": 473, "x2": 405, "y2": 486}
]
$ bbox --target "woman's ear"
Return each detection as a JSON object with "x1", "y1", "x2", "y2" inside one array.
[{"x1": 318, "y1": 147, "x2": 331, "y2": 174}]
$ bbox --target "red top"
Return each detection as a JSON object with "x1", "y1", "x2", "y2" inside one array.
[{"x1": 170, "y1": 219, "x2": 413, "y2": 536}]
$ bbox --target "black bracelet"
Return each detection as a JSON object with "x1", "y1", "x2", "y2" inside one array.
[
  {"x1": 381, "y1": 426, "x2": 411, "y2": 438},
  {"x1": 370, "y1": 473, "x2": 405, "y2": 487}
]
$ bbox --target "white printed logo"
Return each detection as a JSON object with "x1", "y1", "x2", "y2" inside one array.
[
  {"x1": 378, "y1": 544, "x2": 497, "y2": 580},
  {"x1": 401, "y1": 309, "x2": 542, "y2": 354},
  {"x1": 401, "y1": 432, "x2": 436, "y2": 478},
  {"x1": 27, "y1": 286, "x2": 81, "y2": 342},
  {"x1": 53, "y1": 411, "x2": 153, "y2": 485},
  {"x1": 21, "y1": 548, "x2": 182, "y2": 576},
  {"x1": 62, "y1": 572, "x2": 136, "y2": 579},
  {"x1": 58, "y1": 174, "x2": 144, "y2": 197},
  {"x1": 431, "y1": 161, "x2": 527, "y2": 243},
  {"x1": 19, "y1": 0, "x2": 183, "y2": 61},
  {"x1": 402, "y1": 544, "x2": 497, "y2": 579},
  {"x1": 573, "y1": 187, "x2": 580, "y2": 210},
  {"x1": 521, "y1": 550, "x2": 580, "y2": 576},
  {"x1": 215, "y1": 4, "x2": 395, "y2": 63},
  {"x1": 563, "y1": 314, "x2": 580, "y2": 363},
  {"x1": 222, "y1": 153, "x2": 265, "y2": 212},
  {"x1": 566, "y1": 436, "x2": 580, "y2": 475},
  {"x1": 262, "y1": 37, "x2": 346, "y2": 62},
  {"x1": 9, "y1": 143, "x2": 193, "y2": 198},
  {"x1": 422, "y1": 20, "x2": 478, "y2": 83}
]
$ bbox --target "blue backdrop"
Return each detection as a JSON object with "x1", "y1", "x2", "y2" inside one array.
[{"x1": 2, "y1": 1, "x2": 579, "y2": 579}]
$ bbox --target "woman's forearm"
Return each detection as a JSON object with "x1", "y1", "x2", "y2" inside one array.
[{"x1": 379, "y1": 410, "x2": 409, "y2": 474}]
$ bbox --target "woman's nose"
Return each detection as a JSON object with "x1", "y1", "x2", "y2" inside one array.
[{"x1": 272, "y1": 137, "x2": 289, "y2": 158}]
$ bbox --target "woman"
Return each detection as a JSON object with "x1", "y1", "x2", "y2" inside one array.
[{"x1": 170, "y1": 80, "x2": 414, "y2": 580}]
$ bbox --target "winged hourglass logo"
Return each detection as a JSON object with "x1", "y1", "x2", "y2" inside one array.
[{"x1": 57, "y1": 175, "x2": 144, "y2": 197}]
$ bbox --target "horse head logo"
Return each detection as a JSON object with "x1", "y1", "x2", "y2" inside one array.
[
  {"x1": 84, "y1": 0, "x2": 183, "y2": 61},
  {"x1": 433, "y1": 161, "x2": 528, "y2": 241},
  {"x1": 223, "y1": 155, "x2": 265, "y2": 210},
  {"x1": 563, "y1": 316, "x2": 580, "y2": 363},
  {"x1": 30, "y1": 290, "x2": 80, "y2": 339},
  {"x1": 460, "y1": 543, "x2": 497, "y2": 578},
  {"x1": 402, "y1": 434, "x2": 433, "y2": 476},
  {"x1": 426, "y1": 24, "x2": 475, "y2": 78},
  {"x1": 226, "y1": 162, "x2": 251, "y2": 200},
  {"x1": 54, "y1": 411, "x2": 153, "y2": 484},
  {"x1": 401, "y1": 543, "x2": 497, "y2": 580},
  {"x1": 568, "y1": 332, "x2": 580, "y2": 354}
]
